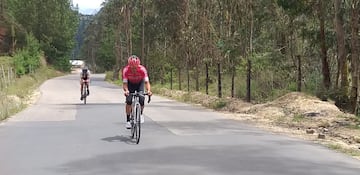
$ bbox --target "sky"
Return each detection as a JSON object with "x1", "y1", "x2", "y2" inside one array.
[{"x1": 72, "y1": 0, "x2": 104, "y2": 15}]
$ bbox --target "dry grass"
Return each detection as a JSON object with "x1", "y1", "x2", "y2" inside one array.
[
  {"x1": 0, "y1": 66, "x2": 63, "y2": 121},
  {"x1": 154, "y1": 88, "x2": 360, "y2": 160}
]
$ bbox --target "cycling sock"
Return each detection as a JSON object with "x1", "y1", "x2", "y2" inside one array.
[{"x1": 126, "y1": 114, "x2": 130, "y2": 122}]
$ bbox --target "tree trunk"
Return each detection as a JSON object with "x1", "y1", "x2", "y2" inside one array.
[
  {"x1": 217, "y1": 63, "x2": 222, "y2": 98},
  {"x1": 206, "y1": 63, "x2": 209, "y2": 95},
  {"x1": 91, "y1": 47, "x2": 96, "y2": 73},
  {"x1": 125, "y1": 4, "x2": 132, "y2": 57},
  {"x1": 128, "y1": 5, "x2": 132, "y2": 56},
  {"x1": 231, "y1": 64, "x2": 235, "y2": 97},
  {"x1": 10, "y1": 25, "x2": 16, "y2": 55},
  {"x1": 187, "y1": 62, "x2": 190, "y2": 92},
  {"x1": 178, "y1": 68, "x2": 182, "y2": 90},
  {"x1": 170, "y1": 68, "x2": 173, "y2": 90},
  {"x1": 195, "y1": 65, "x2": 199, "y2": 91},
  {"x1": 335, "y1": 0, "x2": 348, "y2": 89},
  {"x1": 318, "y1": 0, "x2": 331, "y2": 90},
  {"x1": 113, "y1": 22, "x2": 122, "y2": 81},
  {"x1": 246, "y1": 59, "x2": 251, "y2": 102},
  {"x1": 350, "y1": 1, "x2": 359, "y2": 114},
  {"x1": 297, "y1": 55, "x2": 301, "y2": 92},
  {"x1": 141, "y1": 0, "x2": 145, "y2": 62},
  {"x1": 246, "y1": 0, "x2": 253, "y2": 102},
  {"x1": 185, "y1": 0, "x2": 190, "y2": 92},
  {"x1": 334, "y1": 0, "x2": 349, "y2": 110}
]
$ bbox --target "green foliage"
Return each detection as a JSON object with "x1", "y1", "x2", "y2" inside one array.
[
  {"x1": 7, "y1": 0, "x2": 79, "y2": 71},
  {"x1": 81, "y1": 0, "x2": 360, "y2": 113},
  {"x1": 147, "y1": 50, "x2": 174, "y2": 83},
  {"x1": 104, "y1": 71, "x2": 114, "y2": 81},
  {"x1": 96, "y1": 27, "x2": 116, "y2": 72},
  {"x1": 13, "y1": 50, "x2": 27, "y2": 76},
  {"x1": 153, "y1": 0, "x2": 187, "y2": 42},
  {"x1": 276, "y1": 0, "x2": 312, "y2": 16},
  {"x1": 292, "y1": 114, "x2": 305, "y2": 122},
  {"x1": 326, "y1": 143, "x2": 360, "y2": 157},
  {"x1": 211, "y1": 99, "x2": 228, "y2": 109},
  {"x1": 53, "y1": 57, "x2": 71, "y2": 72},
  {"x1": 13, "y1": 33, "x2": 42, "y2": 76}
]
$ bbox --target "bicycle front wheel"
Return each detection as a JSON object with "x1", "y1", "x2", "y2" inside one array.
[
  {"x1": 134, "y1": 103, "x2": 141, "y2": 144},
  {"x1": 82, "y1": 86, "x2": 87, "y2": 104},
  {"x1": 130, "y1": 116, "x2": 135, "y2": 139}
]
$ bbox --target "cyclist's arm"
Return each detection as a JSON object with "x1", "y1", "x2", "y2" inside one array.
[
  {"x1": 122, "y1": 67, "x2": 129, "y2": 93},
  {"x1": 123, "y1": 82, "x2": 129, "y2": 92},
  {"x1": 145, "y1": 81, "x2": 151, "y2": 92},
  {"x1": 141, "y1": 66, "x2": 151, "y2": 94},
  {"x1": 80, "y1": 73, "x2": 83, "y2": 81}
]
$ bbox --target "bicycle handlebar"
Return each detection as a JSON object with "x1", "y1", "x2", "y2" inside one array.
[{"x1": 130, "y1": 91, "x2": 151, "y2": 103}]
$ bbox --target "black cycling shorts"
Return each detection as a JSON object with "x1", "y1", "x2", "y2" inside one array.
[{"x1": 126, "y1": 80, "x2": 145, "y2": 106}]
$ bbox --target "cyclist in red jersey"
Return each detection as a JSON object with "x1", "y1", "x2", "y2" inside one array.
[{"x1": 122, "y1": 55, "x2": 152, "y2": 129}]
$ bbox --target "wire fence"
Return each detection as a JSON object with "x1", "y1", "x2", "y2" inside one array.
[
  {"x1": 0, "y1": 64, "x2": 15, "y2": 90},
  {"x1": 0, "y1": 64, "x2": 16, "y2": 120}
]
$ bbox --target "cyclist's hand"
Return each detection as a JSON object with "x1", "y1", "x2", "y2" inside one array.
[
  {"x1": 124, "y1": 90, "x2": 129, "y2": 96},
  {"x1": 147, "y1": 91, "x2": 152, "y2": 96}
]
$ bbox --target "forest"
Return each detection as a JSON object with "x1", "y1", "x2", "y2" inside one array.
[
  {"x1": 1, "y1": 0, "x2": 360, "y2": 116},
  {"x1": 0, "y1": 0, "x2": 78, "y2": 70},
  {"x1": 82, "y1": 0, "x2": 360, "y2": 115}
]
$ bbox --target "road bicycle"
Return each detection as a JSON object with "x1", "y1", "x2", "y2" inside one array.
[{"x1": 129, "y1": 91, "x2": 151, "y2": 144}]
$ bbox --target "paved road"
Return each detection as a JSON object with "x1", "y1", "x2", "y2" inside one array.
[{"x1": 1, "y1": 74, "x2": 360, "y2": 175}]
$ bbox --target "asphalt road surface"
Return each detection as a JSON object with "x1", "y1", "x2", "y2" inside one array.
[{"x1": 1, "y1": 74, "x2": 360, "y2": 175}]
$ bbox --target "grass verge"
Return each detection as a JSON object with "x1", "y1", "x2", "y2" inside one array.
[{"x1": 0, "y1": 66, "x2": 63, "y2": 121}]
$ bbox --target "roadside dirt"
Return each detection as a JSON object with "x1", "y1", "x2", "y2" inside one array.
[{"x1": 157, "y1": 89, "x2": 360, "y2": 160}]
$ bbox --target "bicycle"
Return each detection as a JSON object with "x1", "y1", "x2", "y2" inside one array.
[
  {"x1": 129, "y1": 91, "x2": 151, "y2": 144},
  {"x1": 81, "y1": 80, "x2": 89, "y2": 104}
]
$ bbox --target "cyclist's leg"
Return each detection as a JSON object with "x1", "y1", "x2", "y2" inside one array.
[
  {"x1": 125, "y1": 95, "x2": 132, "y2": 121},
  {"x1": 137, "y1": 80, "x2": 145, "y2": 114},
  {"x1": 135, "y1": 81, "x2": 145, "y2": 123},
  {"x1": 85, "y1": 80, "x2": 90, "y2": 95},
  {"x1": 80, "y1": 79, "x2": 84, "y2": 100},
  {"x1": 126, "y1": 82, "x2": 137, "y2": 122}
]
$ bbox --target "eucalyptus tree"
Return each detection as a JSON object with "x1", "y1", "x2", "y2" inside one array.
[
  {"x1": 193, "y1": 0, "x2": 216, "y2": 94},
  {"x1": 100, "y1": 0, "x2": 125, "y2": 75},
  {"x1": 153, "y1": 0, "x2": 188, "y2": 90},
  {"x1": 317, "y1": 0, "x2": 331, "y2": 91},
  {"x1": 276, "y1": 0, "x2": 313, "y2": 92},
  {"x1": 334, "y1": 0, "x2": 347, "y2": 92},
  {"x1": 77, "y1": 0, "x2": 360, "y2": 114},
  {"x1": 349, "y1": 0, "x2": 359, "y2": 114}
]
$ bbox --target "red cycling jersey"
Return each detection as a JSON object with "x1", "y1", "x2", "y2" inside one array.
[{"x1": 122, "y1": 65, "x2": 149, "y2": 84}]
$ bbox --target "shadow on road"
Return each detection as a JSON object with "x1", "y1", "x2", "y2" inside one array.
[{"x1": 101, "y1": 135, "x2": 137, "y2": 145}]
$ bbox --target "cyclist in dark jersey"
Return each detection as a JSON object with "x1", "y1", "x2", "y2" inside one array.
[
  {"x1": 80, "y1": 66, "x2": 90, "y2": 100},
  {"x1": 122, "y1": 55, "x2": 152, "y2": 129}
]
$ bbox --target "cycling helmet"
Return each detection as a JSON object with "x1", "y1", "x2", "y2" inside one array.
[
  {"x1": 128, "y1": 55, "x2": 140, "y2": 67},
  {"x1": 82, "y1": 66, "x2": 88, "y2": 73}
]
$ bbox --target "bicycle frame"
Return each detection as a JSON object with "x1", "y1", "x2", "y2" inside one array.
[{"x1": 129, "y1": 91, "x2": 150, "y2": 144}]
